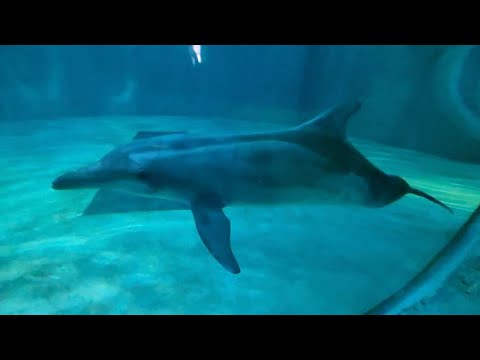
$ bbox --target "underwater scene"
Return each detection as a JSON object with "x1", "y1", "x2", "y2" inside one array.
[{"x1": 0, "y1": 45, "x2": 479, "y2": 315}]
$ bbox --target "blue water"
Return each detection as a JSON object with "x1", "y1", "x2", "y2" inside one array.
[{"x1": 1, "y1": 45, "x2": 479, "y2": 314}]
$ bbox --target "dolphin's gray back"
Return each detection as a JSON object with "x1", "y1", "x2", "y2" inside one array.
[{"x1": 133, "y1": 140, "x2": 372, "y2": 206}]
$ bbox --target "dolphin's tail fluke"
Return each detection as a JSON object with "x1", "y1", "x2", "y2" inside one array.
[{"x1": 408, "y1": 187, "x2": 453, "y2": 213}]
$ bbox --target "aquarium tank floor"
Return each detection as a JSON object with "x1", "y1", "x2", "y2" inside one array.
[{"x1": 0, "y1": 115, "x2": 479, "y2": 315}]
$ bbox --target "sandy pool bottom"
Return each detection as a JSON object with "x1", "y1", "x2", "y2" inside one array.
[{"x1": 0, "y1": 115, "x2": 479, "y2": 314}]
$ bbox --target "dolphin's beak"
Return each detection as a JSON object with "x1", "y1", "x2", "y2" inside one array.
[
  {"x1": 52, "y1": 174, "x2": 67, "y2": 189},
  {"x1": 408, "y1": 187, "x2": 454, "y2": 214},
  {"x1": 52, "y1": 170, "x2": 92, "y2": 190},
  {"x1": 52, "y1": 162, "x2": 104, "y2": 190}
]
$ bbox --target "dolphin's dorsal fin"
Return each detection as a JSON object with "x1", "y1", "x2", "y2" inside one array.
[
  {"x1": 132, "y1": 130, "x2": 188, "y2": 140},
  {"x1": 293, "y1": 100, "x2": 362, "y2": 140}
]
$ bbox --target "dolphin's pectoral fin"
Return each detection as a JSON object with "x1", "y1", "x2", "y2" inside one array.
[
  {"x1": 82, "y1": 189, "x2": 189, "y2": 216},
  {"x1": 191, "y1": 195, "x2": 240, "y2": 274},
  {"x1": 132, "y1": 130, "x2": 188, "y2": 140}
]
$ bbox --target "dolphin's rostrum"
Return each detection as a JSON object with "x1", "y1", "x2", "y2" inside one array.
[{"x1": 52, "y1": 101, "x2": 452, "y2": 274}]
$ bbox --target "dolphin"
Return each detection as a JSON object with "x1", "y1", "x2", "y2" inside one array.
[{"x1": 52, "y1": 100, "x2": 452, "y2": 274}]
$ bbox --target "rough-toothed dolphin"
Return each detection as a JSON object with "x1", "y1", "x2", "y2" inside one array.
[{"x1": 52, "y1": 101, "x2": 452, "y2": 274}]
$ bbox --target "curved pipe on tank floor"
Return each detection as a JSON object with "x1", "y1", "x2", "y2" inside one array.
[{"x1": 365, "y1": 202, "x2": 480, "y2": 315}]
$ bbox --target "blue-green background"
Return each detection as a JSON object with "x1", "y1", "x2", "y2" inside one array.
[{"x1": 0, "y1": 45, "x2": 479, "y2": 314}]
